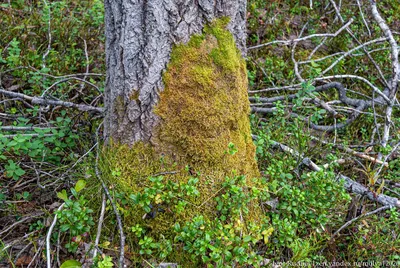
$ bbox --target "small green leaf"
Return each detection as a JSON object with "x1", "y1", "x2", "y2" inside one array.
[
  {"x1": 243, "y1": 235, "x2": 252, "y2": 243},
  {"x1": 60, "y1": 224, "x2": 70, "y2": 232},
  {"x1": 74, "y1": 180, "x2": 86, "y2": 193},
  {"x1": 57, "y1": 189, "x2": 68, "y2": 201},
  {"x1": 60, "y1": 259, "x2": 82, "y2": 268},
  {"x1": 15, "y1": 168, "x2": 25, "y2": 176}
]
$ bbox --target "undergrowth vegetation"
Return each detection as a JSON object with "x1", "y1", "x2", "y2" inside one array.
[
  {"x1": 247, "y1": 0, "x2": 400, "y2": 263},
  {"x1": 1, "y1": 0, "x2": 400, "y2": 267}
]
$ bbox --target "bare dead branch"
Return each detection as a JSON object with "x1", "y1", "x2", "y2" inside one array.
[
  {"x1": 370, "y1": 1, "x2": 400, "y2": 99},
  {"x1": 41, "y1": 77, "x2": 102, "y2": 97},
  {"x1": 357, "y1": 0, "x2": 372, "y2": 36},
  {"x1": 309, "y1": 135, "x2": 388, "y2": 167},
  {"x1": 93, "y1": 193, "x2": 106, "y2": 259},
  {"x1": 46, "y1": 203, "x2": 64, "y2": 268},
  {"x1": 0, "y1": 211, "x2": 45, "y2": 236},
  {"x1": 250, "y1": 81, "x2": 391, "y2": 132},
  {"x1": 0, "y1": 126, "x2": 58, "y2": 131},
  {"x1": 42, "y1": 0, "x2": 52, "y2": 69},
  {"x1": 320, "y1": 38, "x2": 387, "y2": 76},
  {"x1": 253, "y1": 136, "x2": 400, "y2": 208},
  {"x1": 248, "y1": 19, "x2": 354, "y2": 50},
  {"x1": 369, "y1": 0, "x2": 400, "y2": 149},
  {"x1": 0, "y1": 87, "x2": 104, "y2": 114},
  {"x1": 332, "y1": 205, "x2": 391, "y2": 238},
  {"x1": 248, "y1": 83, "x2": 302, "y2": 94}
]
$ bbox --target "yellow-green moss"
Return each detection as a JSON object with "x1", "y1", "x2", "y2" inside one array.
[
  {"x1": 129, "y1": 90, "x2": 139, "y2": 101},
  {"x1": 101, "y1": 18, "x2": 262, "y2": 265},
  {"x1": 154, "y1": 18, "x2": 258, "y2": 177}
]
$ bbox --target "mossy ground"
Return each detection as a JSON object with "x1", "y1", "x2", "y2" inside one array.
[{"x1": 100, "y1": 18, "x2": 264, "y2": 264}]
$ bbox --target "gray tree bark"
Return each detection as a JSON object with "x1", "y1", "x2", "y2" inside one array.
[{"x1": 104, "y1": 0, "x2": 247, "y2": 144}]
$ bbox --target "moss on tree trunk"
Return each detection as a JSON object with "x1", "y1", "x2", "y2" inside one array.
[{"x1": 101, "y1": 19, "x2": 264, "y2": 264}]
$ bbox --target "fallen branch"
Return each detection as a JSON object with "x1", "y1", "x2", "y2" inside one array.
[
  {"x1": 370, "y1": 0, "x2": 400, "y2": 149},
  {"x1": 0, "y1": 88, "x2": 104, "y2": 114},
  {"x1": 0, "y1": 133, "x2": 54, "y2": 138},
  {"x1": 253, "y1": 136, "x2": 400, "y2": 208},
  {"x1": 0, "y1": 126, "x2": 58, "y2": 131},
  {"x1": 309, "y1": 135, "x2": 388, "y2": 167},
  {"x1": 331, "y1": 205, "x2": 391, "y2": 238},
  {"x1": 93, "y1": 193, "x2": 106, "y2": 259},
  {"x1": 248, "y1": 19, "x2": 353, "y2": 50},
  {"x1": 250, "y1": 81, "x2": 390, "y2": 132},
  {"x1": 0, "y1": 211, "x2": 45, "y2": 236},
  {"x1": 46, "y1": 203, "x2": 65, "y2": 268}
]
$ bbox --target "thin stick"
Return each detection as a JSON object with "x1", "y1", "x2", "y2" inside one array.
[
  {"x1": 1, "y1": 133, "x2": 54, "y2": 139},
  {"x1": 79, "y1": 38, "x2": 90, "y2": 92},
  {"x1": 332, "y1": 205, "x2": 391, "y2": 238},
  {"x1": 329, "y1": 0, "x2": 389, "y2": 87},
  {"x1": 252, "y1": 136, "x2": 400, "y2": 208},
  {"x1": 0, "y1": 87, "x2": 104, "y2": 113},
  {"x1": 320, "y1": 38, "x2": 386, "y2": 76},
  {"x1": 95, "y1": 123, "x2": 125, "y2": 268},
  {"x1": 27, "y1": 238, "x2": 45, "y2": 268},
  {"x1": 12, "y1": 242, "x2": 32, "y2": 265},
  {"x1": 248, "y1": 19, "x2": 353, "y2": 50},
  {"x1": 46, "y1": 203, "x2": 65, "y2": 268},
  {"x1": 309, "y1": 135, "x2": 388, "y2": 167},
  {"x1": 42, "y1": 0, "x2": 52, "y2": 69},
  {"x1": 357, "y1": 0, "x2": 371, "y2": 36},
  {"x1": 41, "y1": 77, "x2": 101, "y2": 97},
  {"x1": 370, "y1": 0, "x2": 400, "y2": 149},
  {"x1": 0, "y1": 212, "x2": 44, "y2": 236},
  {"x1": 0, "y1": 126, "x2": 58, "y2": 131},
  {"x1": 93, "y1": 193, "x2": 107, "y2": 259}
]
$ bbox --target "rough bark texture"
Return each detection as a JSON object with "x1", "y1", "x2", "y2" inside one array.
[{"x1": 104, "y1": 0, "x2": 247, "y2": 144}]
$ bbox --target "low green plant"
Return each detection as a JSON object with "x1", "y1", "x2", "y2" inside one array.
[
  {"x1": 96, "y1": 255, "x2": 114, "y2": 268},
  {"x1": 121, "y1": 173, "x2": 273, "y2": 266},
  {"x1": 56, "y1": 180, "x2": 94, "y2": 253},
  {"x1": 16, "y1": 191, "x2": 31, "y2": 201},
  {"x1": 337, "y1": 208, "x2": 400, "y2": 262},
  {"x1": 4, "y1": 159, "x2": 26, "y2": 180},
  {"x1": 251, "y1": 111, "x2": 351, "y2": 259},
  {"x1": 0, "y1": 111, "x2": 80, "y2": 181},
  {"x1": 5, "y1": 38, "x2": 22, "y2": 67},
  {"x1": 29, "y1": 220, "x2": 45, "y2": 232},
  {"x1": 172, "y1": 176, "x2": 273, "y2": 266},
  {"x1": 60, "y1": 259, "x2": 82, "y2": 268},
  {"x1": 174, "y1": 215, "x2": 273, "y2": 267}
]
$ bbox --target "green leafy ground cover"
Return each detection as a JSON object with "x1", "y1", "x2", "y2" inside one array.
[{"x1": 1, "y1": 0, "x2": 400, "y2": 266}]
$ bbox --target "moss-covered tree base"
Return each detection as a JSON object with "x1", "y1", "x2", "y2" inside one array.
[{"x1": 100, "y1": 18, "x2": 266, "y2": 265}]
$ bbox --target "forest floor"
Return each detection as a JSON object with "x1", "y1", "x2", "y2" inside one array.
[{"x1": 1, "y1": 0, "x2": 400, "y2": 267}]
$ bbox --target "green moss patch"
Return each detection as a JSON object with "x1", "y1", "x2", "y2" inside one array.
[
  {"x1": 100, "y1": 18, "x2": 266, "y2": 265},
  {"x1": 155, "y1": 19, "x2": 258, "y2": 178}
]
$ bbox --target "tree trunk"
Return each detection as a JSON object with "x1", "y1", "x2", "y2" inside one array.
[
  {"x1": 104, "y1": 0, "x2": 247, "y2": 144},
  {"x1": 102, "y1": 1, "x2": 262, "y2": 262}
]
